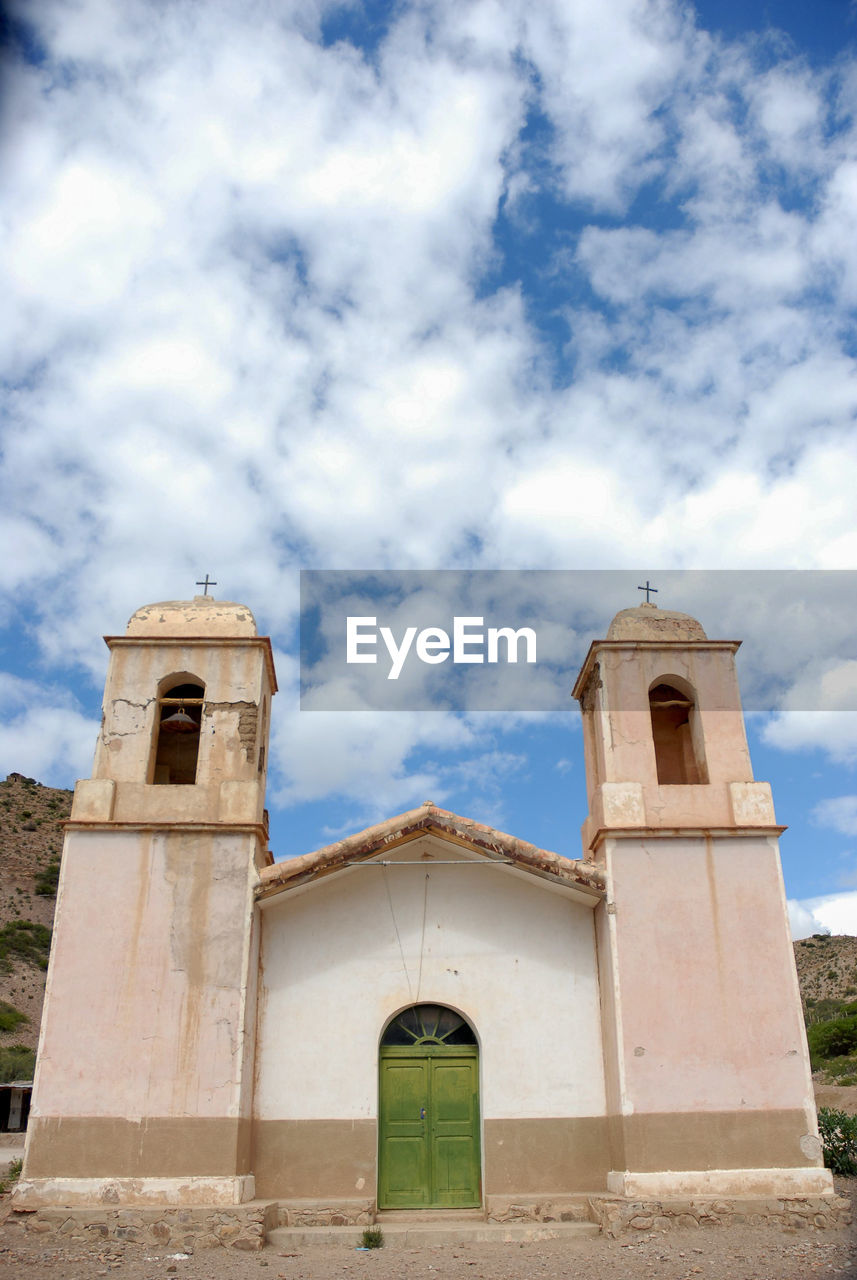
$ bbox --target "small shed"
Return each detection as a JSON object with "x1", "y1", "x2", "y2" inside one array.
[{"x1": 0, "y1": 1081, "x2": 32, "y2": 1133}]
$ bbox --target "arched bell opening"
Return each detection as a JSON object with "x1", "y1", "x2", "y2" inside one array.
[
  {"x1": 649, "y1": 677, "x2": 708, "y2": 786},
  {"x1": 378, "y1": 1003, "x2": 481, "y2": 1209},
  {"x1": 151, "y1": 676, "x2": 205, "y2": 785}
]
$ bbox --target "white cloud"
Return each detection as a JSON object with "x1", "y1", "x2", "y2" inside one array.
[
  {"x1": 1, "y1": 0, "x2": 857, "y2": 813},
  {"x1": 788, "y1": 898, "x2": 830, "y2": 941},
  {"x1": 762, "y1": 657, "x2": 857, "y2": 764},
  {"x1": 267, "y1": 649, "x2": 478, "y2": 817},
  {"x1": 765, "y1": 713, "x2": 857, "y2": 765},
  {"x1": 268, "y1": 647, "x2": 542, "y2": 827},
  {"x1": 788, "y1": 891, "x2": 857, "y2": 940},
  {"x1": 520, "y1": 0, "x2": 693, "y2": 210},
  {"x1": 272, "y1": 704, "x2": 480, "y2": 819},
  {"x1": 8, "y1": 159, "x2": 163, "y2": 311},
  {"x1": 0, "y1": 675, "x2": 98, "y2": 786},
  {"x1": 813, "y1": 796, "x2": 857, "y2": 838}
]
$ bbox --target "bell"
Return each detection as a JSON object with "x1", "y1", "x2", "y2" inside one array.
[{"x1": 160, "y1": 706, "x2": 197, "y2": 733}]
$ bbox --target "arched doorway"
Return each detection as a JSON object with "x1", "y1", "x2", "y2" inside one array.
[{"x1": 378, "y1": 1004, "x2": 481, "y2": 1209}]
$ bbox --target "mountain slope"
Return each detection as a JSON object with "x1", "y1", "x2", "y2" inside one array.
[
  {"x1": 794, "y1": 934, "x2": 857, "y2": 1016},
  {"x1": 0, "y1": 773, "x2": 71, "y2": 1056}
]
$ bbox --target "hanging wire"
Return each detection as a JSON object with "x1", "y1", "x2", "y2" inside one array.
[
  {"x1": 346, "y1": 859, "x2": 513, "y2": 867},
  {"x1": 383, "y1": 864, "x2": 413, "y2": 1004},
  {"x1": 415, "y1": 872, "x2": 430, "y2": 1003}
]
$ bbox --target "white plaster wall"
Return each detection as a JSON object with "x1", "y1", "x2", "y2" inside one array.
[{"x1": 255, "y1": 837, "x2": 606, "y2": 1121}]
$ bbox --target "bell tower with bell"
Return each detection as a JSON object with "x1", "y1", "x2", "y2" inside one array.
[
  {"x1": 18, "y1": 595, "x2": 277, "y2": 1208},
  {"x1": 573, "y1": 600, "x2": 830, "y2": 1200}
]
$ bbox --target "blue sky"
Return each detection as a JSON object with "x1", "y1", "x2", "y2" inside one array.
[{"x1": 2, "y1": 0, "x2": 857, "y2": 937}]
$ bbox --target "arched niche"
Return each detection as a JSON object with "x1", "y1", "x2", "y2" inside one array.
[
  {"x1": 150, "y1": 674, "x2": 205, "y2": 785},
  {"x1": 649, "y1": 675, "x2": 708, "y2": 786}
]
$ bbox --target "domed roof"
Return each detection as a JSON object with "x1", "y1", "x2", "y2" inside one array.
[
  {"x1": 606, "y1": 602, "x2": 707, "y2": 642},
  {"x1": 125, "y1": 597, "x2": 258, "y2": 637}
]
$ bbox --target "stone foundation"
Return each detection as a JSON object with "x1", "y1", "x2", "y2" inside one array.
[
  {"x1": 276, "y1": 1199, "x2": 375, "y2": 1227},
  {"x1": 590, "y1": 1193, "x2": 852, "y2": 1237},
  {"x1": 487, "y1": 1190, "x2": 852, "y2": 1235},
  {"x1": 5, "y1": 1202, "x2": 278, "y2": 1251},
  {"x1": 3, "y1": 1191, "x2": 851, "y2": 1246},
  {"x1": 486, "y1": 1196, "x2": 593, "y2": 1224}
]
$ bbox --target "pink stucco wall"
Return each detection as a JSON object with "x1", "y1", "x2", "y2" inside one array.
[{"x1": 604, "y1": 833, "x2": 814, "y2": 1115}]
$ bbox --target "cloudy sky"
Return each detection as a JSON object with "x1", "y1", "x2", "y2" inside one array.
[{"x1": 2, "y1": 0, "x2": 857, "y2": 938}]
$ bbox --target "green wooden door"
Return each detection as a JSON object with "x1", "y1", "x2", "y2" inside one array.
[
  {"x1": 379, "y1": 1056, "x2": 431, "y2": 1206},
  {"x1": 430, "y1": 1056, "x2": 480, "y2": 1205},
  {"x1": 379, "y1": 1047, "x2": 480, "y2": 1208}
]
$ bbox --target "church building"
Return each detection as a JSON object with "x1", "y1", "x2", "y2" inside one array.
[{"x1": 14, "y1": 595, "x2": 831, "y2": 1222}]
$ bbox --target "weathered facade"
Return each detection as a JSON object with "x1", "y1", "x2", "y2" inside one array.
[
  {"x1": 13, "y1": 596, "x2": 832, "y2": 1222},
  {"x1": 18, "y1": 598, "x2": 274, "y2": 1208}
]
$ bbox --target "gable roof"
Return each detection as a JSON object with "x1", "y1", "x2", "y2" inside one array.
[{"x1": 257, "y1": 801, "x2": 605, "y2": 902}]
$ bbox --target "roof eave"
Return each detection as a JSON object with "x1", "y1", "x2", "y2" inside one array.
[{"x1": 256, "y1": 803, "x2": 605, "y2": 903}]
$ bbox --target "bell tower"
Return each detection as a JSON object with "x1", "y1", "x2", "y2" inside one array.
[
  {"x1": 18, "y1": 596, "x2": 277, "y2": 1208},
  {"x1": 573, "y1": 602, "x2": 831, "y2": 1199}
]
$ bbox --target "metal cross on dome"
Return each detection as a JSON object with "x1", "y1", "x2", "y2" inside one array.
[
  {"x1": 196, "y1": 574, "x2": 217, "y2": 596},
  {"x1": 637, "y1": 580, "x2": 658, "y2": 604}
]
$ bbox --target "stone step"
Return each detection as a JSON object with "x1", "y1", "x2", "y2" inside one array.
[
  {"x1": 267, "y1": 1221, "x2": 601, "y2": 1249},
  {"x1": 374, "y1": 1208, "x2": 486, "y2": 1223}
]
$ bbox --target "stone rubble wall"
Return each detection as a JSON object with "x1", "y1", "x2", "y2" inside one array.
[
  {"x1": 587, "y1": 1193, "x2": 853, "y2": 1237},
  {"x1": 5, "y1": 1203, "x2": 278, "y2": 1251},
  {"x1": 277, "y1": 1201, "x2": 375, "y2": 1228},
  {"x1": 487, "y1": 1199, "x2": 592, "y2": 1224},
  {"x1": 3, "y1": 1192, "x2": 851, "y2": 1246}
]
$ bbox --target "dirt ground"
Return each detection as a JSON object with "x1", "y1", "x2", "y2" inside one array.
[{"x1": 2, "y1": 1189, "x2": 856, "y2": 1280}]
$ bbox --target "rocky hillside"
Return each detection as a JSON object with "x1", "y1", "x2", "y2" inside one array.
[
  {"x1": 794, "y1": 934, "x2": 857, "y2": 1018},
  {"x1": 0, "y1": 773, "x2": 71, "y2": 1061}
]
